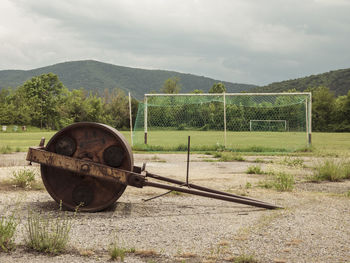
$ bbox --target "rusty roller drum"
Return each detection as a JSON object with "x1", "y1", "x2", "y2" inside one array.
[{"x1": 41, "y1": 122, "x2": 133, "y2": 212}]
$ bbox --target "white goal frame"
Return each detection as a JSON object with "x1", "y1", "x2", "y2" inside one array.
[
  {"x1": 143, "y1": 92, "x2": 312, "y2": 147},
  {"x1": 249, "y1": 120, "x2": 288, "y2": 132}
]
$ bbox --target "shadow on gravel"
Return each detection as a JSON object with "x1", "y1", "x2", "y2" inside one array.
[
  {"x1": 25, "y1": 199, "x2": 266, "y2": 219},
  {"x1": 296, "y1": 180, "x2": 350, "y2": 194}
]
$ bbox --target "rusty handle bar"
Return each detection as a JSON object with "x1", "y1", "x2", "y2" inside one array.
[
  {"x1": 143, "y1": 181, "x2": 281, "y2": 209},
  {"x1": 145, "y1": 172, "x2": 274, "y2": 206}
]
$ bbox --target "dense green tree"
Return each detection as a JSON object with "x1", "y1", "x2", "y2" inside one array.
[
  {"x1": 192, "y1": 89, "x2": 204, "y2": 94},
  {"x1": 209, "y1": 82, "x2": 226, "y2": 93},
  {"x1": 103, "y1": 89, "x2": 138, "y2": 129},
  {"x1": 160, "y1": 77, "x2": 181, "y2": 94},
  {"x1": 308, "y1": 86, "x2": 335, "y2": 131},
  {"x1": 20, "y1": 73, "x2": 66, "y2": 129},
  {"x1": 60, "y1": 89, "x2": 100, "y2": 123},
  {"x1": 332, "y1": 90, "x2": 350, "y2": 131}
]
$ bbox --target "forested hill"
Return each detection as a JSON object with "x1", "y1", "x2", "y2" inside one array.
[
  {"x1": 0, "y1": 60, "x2": 256, "y2": 99},
  {"x1": 252, "y1": 68, "x2": 350, "y2": 96}
]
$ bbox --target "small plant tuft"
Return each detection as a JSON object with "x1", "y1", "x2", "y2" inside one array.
[
  {"x1": 273, "y1": 172, "x2": 294, "y2": 191},
  {"x1": 12, "y1": 169, "x2": 36, "y2": 189},
  {"x1": 214, "y1": 152, "x2": 245, "y2": 162},
  {"x1": 0, "y1": 212, "x2": 18, "y2": 252},
  {"x1": 226, "y1": 253, "x2": 258, "y2": 263},
  {"x1": 109, "y1": 245, "x2": 127, "y2": 261},
  {"x1": 25, "y1": 203, "x2": 76, "y2": 254},
  {"x1": 311, "y1": 159, "x2": 350, "y2": 182},
  {"x1": 279, "y1": 157, "x2": 304, "y2": 167},
  {"x1": 234, "y1": 254, "x2": 258, "y2": 263},
  {"x1": 258, "y1": 171, "x2": 294, "y2": 191},
  {"x1": 0, "y1": 146, "x2": 13, "y2": 154},
  {"x1": 246, "y1": 165, "x2": 264, "y2": 174}
]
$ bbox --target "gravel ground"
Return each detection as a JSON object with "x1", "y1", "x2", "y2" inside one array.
[{"x1": 0, "y1": 153, "x2": 349, "y2": 263}]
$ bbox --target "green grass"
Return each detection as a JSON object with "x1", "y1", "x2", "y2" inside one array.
[
  {"x1": 0, "y1": 146, "x2": 15, "y2": 154},
  {"x1": 259, "y1": 171, "x2": 295, "y2": 191},
  {"x1": 279, "y1": 157, "x2": 304, "y2": 167},
  {"x1": 0, "y1": 131, "x2": 56, "y2": 152},
  {"x1": 273, "y1": 172, "x2": 295, "y2": 191},
  {"x1": 109, "y1": 245, "x2": 127, "y2": 261},
  {"x1": 2, "y1": 128, "x2": 350, "y2": 154},
  {"x1": 246, "y1": 165, "x2": 264, "y2": 174},
  {"x1": 213, "y1": 152, "x2": 246, "y2": 161},
  {"x1": 12, "y1": 169, "x2": 36, "y2": 189},
  {"x1": 134, "y1": 130, "x2": 350, "y2": 154},
  {"x1": 311, "y1": 159, "x2": 350, "y2": 182},
  {"x1": 0, "y1": 212, "x2": 18, "y2": 252},
  {"x1": 232, "y1": 254, "x2": 258, "y2": 263},
  {"x1": 0, "y1": 128, "x2": 132, "y2": 153},
  {"x1": 25, "y1": 206, "x2": 74, "y2": 254}
]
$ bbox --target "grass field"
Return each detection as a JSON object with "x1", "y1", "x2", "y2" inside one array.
[
  {"x1": 134, "y1": 130, "x2": 308, "y2": 152},
  {"x1": 1, "y1": 128, "x2": 350, "y2": 155},
  {"x1": 0, "y1": 127, "x2": 131, "y2": 153}
]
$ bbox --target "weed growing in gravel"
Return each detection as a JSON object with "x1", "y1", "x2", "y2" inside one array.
[
  {"x1": 109, "y1": 245, "x2": 127, "y2": 261},
  {"x1": 246, "y1": 165, "x2": 264, "y2": 174},
  {"x1": 214, "y1": 152, "x2": 245, "y2": 162},
  {"x1": 258, "y1": 180, "x2": 274, "y2": 189},
  {"x1": 0, "y1": 146, "x2": 13, "y2": 154},
  {"x1": 12, "y1": 169, "x2": 36, "y2": 189},
  {"x1": 25, "y1": 203, "x2": 76, "y2": 254},
  {"x1": 227, "y1": 253, "x2": 258, "y2": 263},
  {"x1": 258, "y1": 171, "x2": 294, "y2": 191},
  {"x1": 0, "y1": 212, "x2": 18, "y2": 252},
  {"x1": 343, "y1": 162, "x2": 350, "y2": 179},
  {"x1": 273, "y1": 172, "x2": 294, "y2": 191},
  {"x1": 245, "y1": 182, "x2": 252, "y2": 189},
  {"x1": 109, "y1": 230, "x2": 136, "y2": 261},
  {"x1": 279, "y1": 156, "x2": 304, "y2": 167},
  {"x1": 311, "y1": 159, "x2": 350, "y2": 182}
]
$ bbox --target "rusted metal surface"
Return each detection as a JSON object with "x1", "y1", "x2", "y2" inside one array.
[
  {"x1": 27, "y1": 122, "x2": 281, "y2": 212},
  {"x1": 38, "y1": 122, "x2": 134, "y2": 212},
  {"x1": 27, "y1": 147, "x2": 144, "y2": 187}
]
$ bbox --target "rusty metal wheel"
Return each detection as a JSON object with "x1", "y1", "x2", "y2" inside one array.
[{"x1": 41, "y1": 122, "x2": 133, "y2": 212}]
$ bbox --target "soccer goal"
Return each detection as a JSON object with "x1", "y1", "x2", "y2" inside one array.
[
  {"x1": 249, "y1": 120, "x2": 288, "y2": 132},
  {"x1": 133, "y1": 92, "x2": 312, "y2": 152}
]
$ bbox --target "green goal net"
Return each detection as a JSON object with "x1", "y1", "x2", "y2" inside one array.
[{"x1": 133, "y1": 93, "x2": 311, "y2": 152}]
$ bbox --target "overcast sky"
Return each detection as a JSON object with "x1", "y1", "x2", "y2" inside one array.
[{"x1": 1, "y1": 0, "x2": 350, "y2": 85}]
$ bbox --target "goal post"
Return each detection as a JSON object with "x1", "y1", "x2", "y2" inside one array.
[{"x1": 133, "y1": 92, "x2": 312, "y2": 151}]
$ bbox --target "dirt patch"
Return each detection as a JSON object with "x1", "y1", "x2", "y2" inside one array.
[{"x1": 0, "y1": 153, "x2": 349, "y2": 263}]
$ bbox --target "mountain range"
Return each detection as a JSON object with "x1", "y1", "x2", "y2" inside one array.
[
  {"x1": 0, "y1": 60, "x2": 349, "y2": 99},
  {"x1": 0, "y1": 60, "x2": 256, "y2": 100},
  {"x1": 254, "y1": 68, "x2": 350, "y2": 96}
]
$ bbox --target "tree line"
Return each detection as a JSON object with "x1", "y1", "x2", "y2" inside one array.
[
  {"x1": 0, "y1": 73, "x2": 138, "y2": 130},
  {"x1": 0, "y1": 73, "x2": 349, "y2": 132}
]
